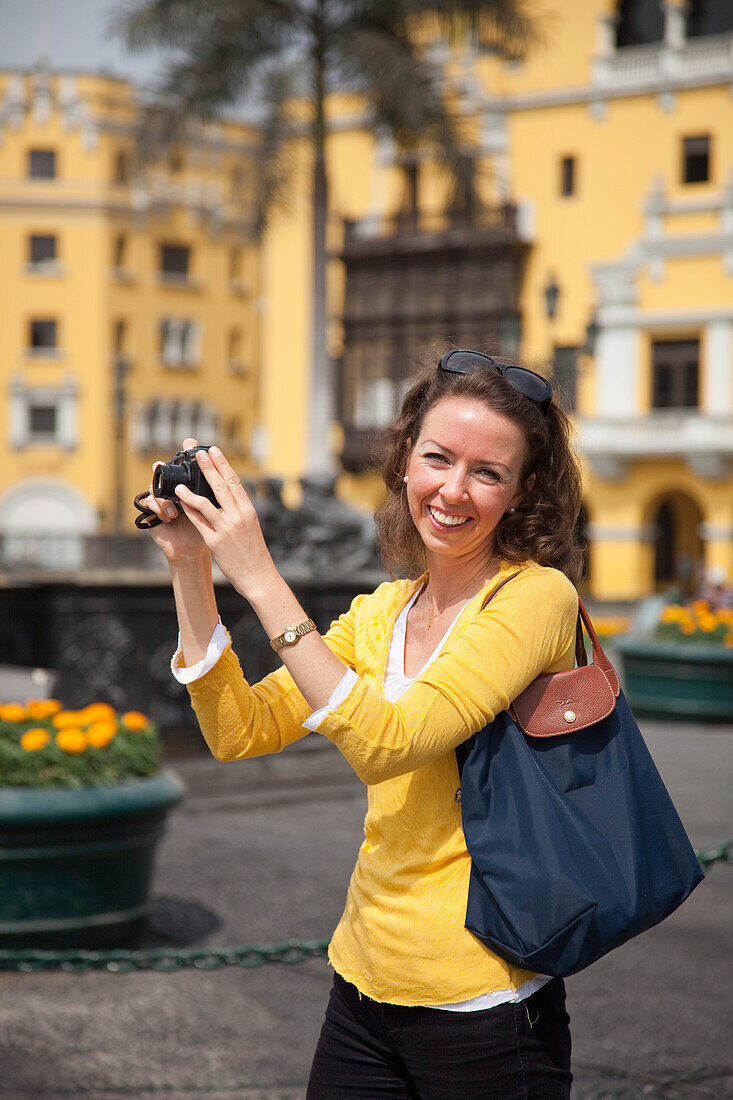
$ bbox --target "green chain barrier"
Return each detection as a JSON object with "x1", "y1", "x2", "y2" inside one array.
[
  {"x1": 1, "y1": 843, "x2": 729, "y2": 973},
  {"x1": 0, "y1": 937, "x2": 330, "y2": 973}
]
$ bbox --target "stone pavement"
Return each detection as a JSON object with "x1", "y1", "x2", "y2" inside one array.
[{"x1": 1, "y1": 719, "x2": 730, "y2": 1100}]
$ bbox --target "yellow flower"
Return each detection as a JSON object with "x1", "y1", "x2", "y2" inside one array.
[
  {"x1": 86, "y1": 721, "x2": 117, "y2": 749},
  {"x1": 55, "y1": 728, "x2": 87, "y2": 754},
  {"x1": 122, "y1": 711, "x2": 148, "y2": 731},
  {"x1": 680, "y1": 623, "x2": 695, "y2": 635},
  {"x1": 20, "y1": 728, "x2": 51, "y2": 752},
  {"x1": 0, "y1": 703, "x2": 28, "y2": 723},
  {"x1": 80, "y1": 703, "x2": 117, "y2": 724}
]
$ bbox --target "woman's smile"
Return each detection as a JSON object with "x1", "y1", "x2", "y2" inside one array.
[{"x1": 427, "y1": 505, "x2": 473, "y2": 530}]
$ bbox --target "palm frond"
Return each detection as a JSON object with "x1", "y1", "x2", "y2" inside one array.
[
  {"x1": 245, "y1": 67, "x2": 303, "y2": 240},
  {"x1": 337, "y1": 21, "x2": 476, "y2": 202}
]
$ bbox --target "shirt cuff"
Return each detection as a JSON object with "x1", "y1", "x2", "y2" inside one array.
[
  {"x1": 302, "y1": 668, "x2": 359, "y2": 732},
  {"x1": 171, "y1": 619, "x2": 229, "y2": 684}
]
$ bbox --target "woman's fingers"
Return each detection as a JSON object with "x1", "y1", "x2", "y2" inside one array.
[
  {"x1": 198, "y1": 446, "x2": 251, "y2": 510},
  {"x1": 144, "y1": 486, "x2": 179, "y2": 522},
  {"x1": 174, "y1": 485, "x2": 220, "y2": 529},
  {"x1": 182, "y1": 437, "x2": 199, "y2": 451}
]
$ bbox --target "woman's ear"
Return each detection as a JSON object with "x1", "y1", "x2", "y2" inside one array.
[{"x1": 523, "y1": 472, "x2": 536, "y2": 495}]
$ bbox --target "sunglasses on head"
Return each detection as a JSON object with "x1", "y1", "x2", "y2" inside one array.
[{"x1": 438, "y1": 349, "x2": 553, "y2": 414}]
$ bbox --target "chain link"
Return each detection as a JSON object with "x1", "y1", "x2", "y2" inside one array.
[
  {"x1": 0, "y1": 843, "x2": 728, "y2": 973},
  {"x1": 695, "y1": 839, "x2": 731, "y2": 871}
]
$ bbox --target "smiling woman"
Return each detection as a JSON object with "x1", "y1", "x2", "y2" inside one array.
[{"x1": 138, "y1": 348, "x2": 584, "y2": 1098}]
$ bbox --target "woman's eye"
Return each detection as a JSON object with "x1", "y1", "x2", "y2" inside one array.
[
  {"x1": 478, "y1": 469, "x2": 501, "y2": 480},
  {"x1": 425, "y1": 452, "x2": 447, "y2": 463}
]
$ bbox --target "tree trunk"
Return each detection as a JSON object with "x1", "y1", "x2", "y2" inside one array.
[{"x1": 307, "y1": 12, "x2": 333, "y2": 476}]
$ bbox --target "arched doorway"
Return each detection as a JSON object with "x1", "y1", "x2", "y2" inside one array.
[
  {"x1": 646, "y1": 491, "x2": 704, "y2": 596},
  {"x1": 0, "y1": 479, "x2": 98, "y2": 570}
]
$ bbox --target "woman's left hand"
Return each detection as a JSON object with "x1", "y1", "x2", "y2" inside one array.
[{"x1": 173, "y1": 446, "x2": 279, "y2": 602}]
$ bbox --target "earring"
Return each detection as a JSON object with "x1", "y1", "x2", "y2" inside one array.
[
  {"x1": 509, "y1": 507, "x2": 516, "y2": 514},
  {"x1": 403, "y1": 476, "x2": 408, "y2": 484}
]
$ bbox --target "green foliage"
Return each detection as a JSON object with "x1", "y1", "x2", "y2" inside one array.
[{"x1": 0, "y1": 717, "x2": 161, "y2": 789}]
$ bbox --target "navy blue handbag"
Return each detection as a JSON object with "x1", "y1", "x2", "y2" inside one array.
[{"x1": 456, "y1": 590, "x2": 704, "y2": 977}]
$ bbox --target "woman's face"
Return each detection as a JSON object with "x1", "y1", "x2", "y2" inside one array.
[{"x1": 404, "y1": 395, "x2": 531, "y2": 568}]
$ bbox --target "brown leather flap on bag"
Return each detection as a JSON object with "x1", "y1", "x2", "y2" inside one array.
[{"x1": 510, "y1": 663, "x2": 617, "y2": 737}]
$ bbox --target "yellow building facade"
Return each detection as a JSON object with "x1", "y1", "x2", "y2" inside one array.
[
  {"x1": 257, "y1": 0, "x2": 733, "y2": 600},
  {"x1": 0, "y1": 69, "x2": 259, "y2": 567},
  {"x1": 2, "y1": 1, "x2": 731, "y2": 601}
]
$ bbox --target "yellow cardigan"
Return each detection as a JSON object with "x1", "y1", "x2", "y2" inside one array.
[{"x1": 186, "y1": 559, "x2": 578, "y2": 1006}]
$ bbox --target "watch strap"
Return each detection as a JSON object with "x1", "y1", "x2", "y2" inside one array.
[{"x1": 269, "y1": 618, "x2": 316, "y2": 652}]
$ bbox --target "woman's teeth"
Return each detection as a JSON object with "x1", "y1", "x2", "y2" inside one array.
[{"x1": 429, "y1": 507, "x2": 470, "y2": 528}]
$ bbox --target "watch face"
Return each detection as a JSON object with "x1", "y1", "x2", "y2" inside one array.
[{"x1": 283, "y1": 629, "x2": 297, "y2": 644}]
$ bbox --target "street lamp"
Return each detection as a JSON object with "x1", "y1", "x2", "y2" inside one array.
[{"x1": 543, "y1": 273, "x2": 560, "y2": 320}]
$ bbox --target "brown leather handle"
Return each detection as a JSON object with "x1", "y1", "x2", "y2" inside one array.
[{"x1": 577, "y1": 596, "x2": 620, "y2": 693}]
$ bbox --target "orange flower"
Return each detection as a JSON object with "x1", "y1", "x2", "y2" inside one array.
[
  {"x1": 122, "y1": 711, "x2": 148, "y2": 731},
  {"x1": 26, "y1": 699, "x2": 63, "y2": 720},
  {"x1": 80, "y1": 703, "x2": 116, "y2": 724},
  {"x1": 52, "y1": 711, "x2": 84, "y2": 729},
  {"x1": 55, "y1": 728, "x2": 87, "y2": 754},
  {"x1": 680, "y1": 623, "x2": 695, "y2": 635},
  {"x1": 0, "y1": 703, "x2": 28, "y2": 723},
  {"x1": 86, "y1": 721, "x2": 117, "y2": 749},
  {"x1": 20, "y1": 728, "x2": 51, "y2": 752}
]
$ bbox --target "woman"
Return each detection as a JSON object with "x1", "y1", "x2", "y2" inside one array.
[{"x1": 142, "y1": 349, "x2": 584, "y2": 1098}]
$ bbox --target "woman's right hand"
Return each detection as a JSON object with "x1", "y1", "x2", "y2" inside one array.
[{"x1": 141, "y1": 438, "x2": 211, "y2": 566}]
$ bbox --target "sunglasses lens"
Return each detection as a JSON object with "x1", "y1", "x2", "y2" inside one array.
[
  {"x1": 441, "y1": 350, "x2": 496, "y2": 374},
  {"x1": 503, "y1": 367, "x2": 551, "y2": 404}
]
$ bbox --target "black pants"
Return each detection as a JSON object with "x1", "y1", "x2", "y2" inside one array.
[{"x1": 306, "y1": 973, "x2": 572, "y2": 1099}]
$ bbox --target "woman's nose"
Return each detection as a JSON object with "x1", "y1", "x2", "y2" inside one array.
[{"x1": 441, "y1": 468, "x2": 469, "y2": 502}]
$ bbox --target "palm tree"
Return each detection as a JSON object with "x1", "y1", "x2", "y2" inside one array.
[{"x1": 117, "y1": 0, "x2": 536, "y2": 475}]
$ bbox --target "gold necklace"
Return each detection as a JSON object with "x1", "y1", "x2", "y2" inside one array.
[{"x1": 422, "y1": 562, "x2": 496, "y2": 630}]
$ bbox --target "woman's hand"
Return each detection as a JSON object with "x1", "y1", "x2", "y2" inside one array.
[
  {"x1": 172, "y1": 445, "x2": 279, "y2": 602},
  {"x1": 140, "y1": 437, "x2": 211, "y2": 566}
]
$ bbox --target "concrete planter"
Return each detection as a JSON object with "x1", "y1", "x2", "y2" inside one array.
[
  {"x1": 0, "y1": 770, "x2": 184, "y2": 948},
  {"x1": 614, "y1": 638, "x2": 733, "y2": 722}
]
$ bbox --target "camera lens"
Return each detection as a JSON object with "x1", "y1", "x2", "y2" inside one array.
[{"x1": 152, "y1": 462, "x2": 189, "y2": 500}]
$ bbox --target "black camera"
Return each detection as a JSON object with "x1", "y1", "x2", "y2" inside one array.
[
  {"x1": 133, "y1": 445, "x2": 218, "y2": 529},
  {"x1": 152, "y1": 446, "x2": 218, "y2": 505}
]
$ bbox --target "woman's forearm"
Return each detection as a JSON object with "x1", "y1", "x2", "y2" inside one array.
[
  {"x1": 169, "y1": 556, "x2": 220, "y2": 666},
  {"x1": 247, "y1": 573, "x2": 350, "y2": 712}
]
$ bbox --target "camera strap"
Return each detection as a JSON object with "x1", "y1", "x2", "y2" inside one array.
[{"x1": 133, "y1": 490, "x2": 163, "y2": 530}]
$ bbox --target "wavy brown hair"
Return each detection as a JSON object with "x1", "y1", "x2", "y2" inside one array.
[{"x1": 374, "y1": 353, "x2": 584, "y2": 584}]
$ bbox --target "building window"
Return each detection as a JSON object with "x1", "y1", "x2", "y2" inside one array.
[
  {"x1": 159, "y1": 317, "x2": 200, "y2": 368},
  {"x1": 29, "y1": 405, "x2": 58, "y2": 438},
  {"x1": 29, "y1": 319, "x2": 58, "y2": 351},
  {"x1": 552, "y1": 346, "x2": 578, "y2": 411},
  {"x1": 9, "y1": 380, "x2": 78, "y2": 449},
  {"x1": 28, "y1": 149, "x2": 56, "y2": 179},
  {"x1": 29, "y1": 234, "x2": 57, "y2": 265},
  {"x1": 159, "y1": 243, "x2": 191, "y2": 278},
  {"x1": 682, "y1": 135, "x2": 710, "y2": 184},
  {"x1": 560, "y1": 156, "x2": 576, "y2": 198},
  {"x1": 652, "y1": 339, "x2": 699, "y2": 409},
  {"x1": 686, "y1": 0, "x2": 733, "y2": 37},
  {"x1": 615, "y1": 0, "x2": 664, "y2": 47}
]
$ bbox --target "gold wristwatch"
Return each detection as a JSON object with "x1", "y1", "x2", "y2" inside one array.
[{"x1": 269, "y1": 618, "x2": 316, "y2": 652}]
